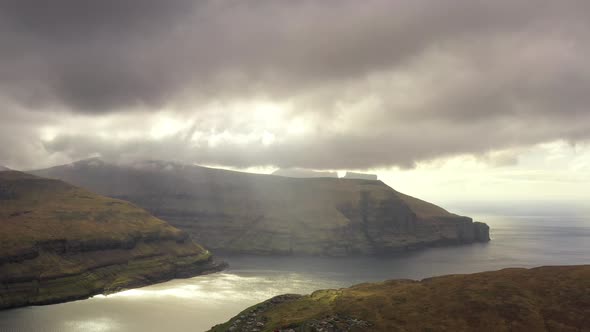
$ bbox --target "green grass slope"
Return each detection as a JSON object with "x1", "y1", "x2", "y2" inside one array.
[
  {"x1": 0, "y1": 171, "x2": 224, "y2": 310},
  {"x1": 210, "y1": 265, "x2": 590, "y2": 332},
  {"x1": 33, "y1": 159, "x2": 489, "y2": 256}
]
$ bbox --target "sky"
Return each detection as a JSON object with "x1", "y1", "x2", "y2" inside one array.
[{"x1": 0, "y1": 0, "x2": 589, "y2": 203}]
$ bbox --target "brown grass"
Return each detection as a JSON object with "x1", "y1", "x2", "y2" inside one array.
[{"x1": 211, "y1": 265, "x2": 590, "y2": 332}]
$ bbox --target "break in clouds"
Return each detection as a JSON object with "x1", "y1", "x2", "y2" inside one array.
[{"x1": 1, "y1": 0, "x2": 589, "y2": 170}]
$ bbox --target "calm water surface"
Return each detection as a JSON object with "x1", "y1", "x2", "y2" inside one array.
[{"x1": 1, "y1": 214, "x2": 589, "y2": 332}]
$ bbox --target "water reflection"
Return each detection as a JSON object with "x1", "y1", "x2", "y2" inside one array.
[
  {"x1": 64, "y1": 318, "x2": 120, "y2": 332},
  {"x1": 101, "y1": 272, "x2": 319, "y2": 303}
]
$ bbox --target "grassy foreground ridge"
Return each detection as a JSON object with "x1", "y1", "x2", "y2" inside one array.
[{"x1": 210, "y1": 265, "x2": 590, "y2": 332}]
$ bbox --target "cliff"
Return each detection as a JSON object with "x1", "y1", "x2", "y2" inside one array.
[
  {"x1": 0, "y1": 171, "x2": 225, "y2": 310},
  {"x1": 33, "y1": 159, "x2": 490, "y2": 256},
  {"x1": 210, "y1": 265, "x2": 590, "y2": 332}
]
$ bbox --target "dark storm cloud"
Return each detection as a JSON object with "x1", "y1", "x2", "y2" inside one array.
[
  {"x1": 0, "y1": 0, "x2": 199, "y2": 111},
  {"x1": 1, "y1": 0, "x2": 590, "y2": 169}
]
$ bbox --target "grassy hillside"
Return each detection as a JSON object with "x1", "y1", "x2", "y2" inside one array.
[
  {"x1": 33, "y1": 159, "x2": 489, "y2": 255},
  {"x1": 0, "y1": 171, "x2": 224, "y2": 309},
  {"x1": 210, "y1": 265, "x2": 590, "y2": 332}
]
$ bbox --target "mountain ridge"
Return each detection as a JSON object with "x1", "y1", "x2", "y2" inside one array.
[
  {"x1": 272, "y1": 168, "x2": 339, "y2": 178},
  {"x1": 0, "y1": 170, "x2": 225, "y2": 309},
  {"x1": 32, "y1": 158, "x2": 490, "y2": 256}
]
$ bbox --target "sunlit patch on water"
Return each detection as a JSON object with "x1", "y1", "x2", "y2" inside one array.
[
  {"x1": 64, "y1": 317, "x2": 120, "y2": 332},
  {"x1": 94, "y1": 272, "x2": 313, "y2": 303}
]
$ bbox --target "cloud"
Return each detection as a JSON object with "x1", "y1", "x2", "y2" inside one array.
[{"x1": 1, "y1": 0, "x2": 590, "y2": 169}]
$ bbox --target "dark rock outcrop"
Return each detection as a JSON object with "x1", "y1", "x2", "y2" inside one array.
[
  {"x1": 32, "y1": 159, "x2": 490, "y2": 256},
  {"x1": 473, "y1": 221, "x2": 491, "y2": 242}
]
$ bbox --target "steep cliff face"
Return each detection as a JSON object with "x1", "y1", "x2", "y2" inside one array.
[
  {"x1": 33, "y1": 159, "x2": 490, "y2": 256},
  {"x1": 0, "y1": 171, "x2": 224, "y2": 310},
  {"x1": 210, "y1": 265, "x2": 590, "y2": 332}
]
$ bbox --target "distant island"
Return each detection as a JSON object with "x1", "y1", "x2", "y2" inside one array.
[
  {"x1": 0, "y1": 170, "x2": 225, "y2": 310},
  {"x1": 33, "y1": 159, "x2": 490, "y2": 256},
  {"x1": 210, "y1": 265, "x2": 590, "y2": 331}
]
